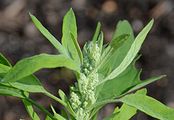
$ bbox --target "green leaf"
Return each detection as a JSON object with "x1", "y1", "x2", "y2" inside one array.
[
  {"x1": 112, "y1": 20, "x2": 134, "y2": 39},
  {"x1": 98, "y1": 20, "x2": 134, "y2": 78},
  {"x1": 0, "y1": 64, "x2": 46, "y2": 93},
  {"x1": 96, "y1": 59, "x2": 140, "y2": 102},
  {"x1": 58, "y1": 89, "x2": 67, "y2": 102},
  {"x1": 120, "y1": 92, "x2": 174, "y2": 120},
  {"x1": 0, "y1": 64, "x2": 11, "y2": 73},
  {"x1": 9, "y1": 75, "x2": 46, "y2": 93},
  {"x1": 45, "y1": 116, "x2": 52, "y2": 120},
  {"x1": 115, "y1": 104, "x2": 137, "y2": 120},
  {"x1": 125, "y1": 75, "x2": 166, "y2": 94},
  {"x1": 97, "y1": 32, "x2": 104, "y2": 52},
  {"x1": 104, "y1": 19, "x2": 154, "y2": 81},
  {"x1": 96, "y1": 55, "x2": 163, "y2": 102},
  {"x1": 70, "y1": 33, "x2": 83, "y2": 63},
  {"x1": 0, "y1": 83, "x2": 24, "y2": 98},
  {"x1": 0, "y1": 53, "x2": 12, "y2": 67},
  {"x1": 62, "y1": 8, "x2": 81, "y2": 64},
  {"x1": 22, "y1": 99, "x2": 40, "y2": 120},
  {"x1": 105, "y1": 89, "x2": 147, "y2": 120},
  {"x1": 92, "y1": 22, "x2": 101, "y2": 43},
  {"x1": 2, "y1": 54, "x2": 80, "y2": 82},
  {"x1": 29, "y1": 13, "x2": 67, "y2": 56},
  {"x1": 98, "y1": 34, "x2": 130, "y2": 75},
  {"x1": 0, "y1": 53, "x2": 12, "y2": 73},
  {"x1": 50, "y1": 105, "x2": 66, "y2": 120}
]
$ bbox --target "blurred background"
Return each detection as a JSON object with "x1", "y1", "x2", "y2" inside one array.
[{"x1": 0, "y1": 0, "x2": 174, "y2": 119}]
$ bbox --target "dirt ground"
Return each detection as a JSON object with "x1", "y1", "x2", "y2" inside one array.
[{"x1": 0, "y1": 0, "x2": 174, "y2": 120}]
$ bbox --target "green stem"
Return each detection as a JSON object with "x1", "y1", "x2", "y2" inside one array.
[
  {"x1": 25, "y1": 97, "x2": 56, "y2": 120},
  {"x1": 44, "y1": 91, "x2": 67, "y2": 107}
]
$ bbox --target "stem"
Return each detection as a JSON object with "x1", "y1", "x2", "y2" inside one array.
[
  {"x1": 44, "y1": 91, "x2": 76, "y2": 118},
  {"x1": 88, "y1": 99, "x2": 120, "y2": 111},
  {"x1": 25, "y1": 97, "x2": 56, "y2": 120},
  {"x1": 44, "y1": 91, "x2": 67, "y2": 107}
]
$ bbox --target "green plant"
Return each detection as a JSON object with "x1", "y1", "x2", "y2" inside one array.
[{"x1": 0, "y1": 8, "x2": 173, "y2": 120}]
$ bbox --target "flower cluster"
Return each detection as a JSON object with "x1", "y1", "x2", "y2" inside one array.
[{"x1": 69, "y1": 41, "x2": 101, "y2": 120}]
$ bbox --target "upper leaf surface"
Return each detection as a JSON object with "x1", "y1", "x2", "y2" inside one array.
[
  {"x1": 0, "y1": 64, "x2": 11, "y2": 74},
  {"x1": 104, "y1": 89, "x2": 146, "y2": 120},
  {"x1": 92, "y1": 22, "x2": 101, "y2": 43},
  {"x1": 98, "y1": 20, "x2": 134, "y2": 78},
  {"x1": 2, "y1": 54, "x2": 79, "y2": 82},
  {"x1": 96, "y1": 57, "x2": 164, "y2": 103},
  {"x1": 23, "y1": 99, "x2": 40, "y2": 120},
  {"x1": 30, "y1": 13, "x2": 67, "y2": 56},
  {"x1": 0, "y1": 53, "x2": 12, "y2": 67},
  {"x1": 96, "y1": 59, "x2": 140, "y2": 102},
  {"x1": 104, "y1": 19, "x2": 154, "y2": 81},
  {"x1": 120, "y1": 92, "x2": 174, "y2": 120},
  {"x1": 0, "y1": 53, "x2": 46, "y2": 93},
  {"x1": 62, "y1": 9, "x2": 82, "y2": 64},
  {"x1": 0, "y1": 82, "x2": 24, "y2": 98}
]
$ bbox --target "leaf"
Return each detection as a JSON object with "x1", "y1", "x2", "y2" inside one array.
[
  {"x1": 104, "y1": 19, "x2": 154, "y2": 81},
  {"x1": 0, "y1": 64, "x2": 11, "y2": 73},
  {"x1": 0, "y1": 62, "x2": 46, "y2": 93},
  {"x1": 126, "y1": 75, "x2": 166, "y2": 94},
  {"x1": 98, "y1": 34, "x2": 130, "y2": 75},
  {"x1": 112, "y1": 20, "x2": 134, "y2": 39},
  {"x1": 96, "y1": 59, "x2": 140, "y2": 102},
  {"x1": 0, "y1": 83, "x2": 24, "y2": 98},
  {"x1": 45, "y1": 116, "x2": 52, "y2": 120},
  {"x1": 29, "y1": 13, "x2": 67, "y2": 56},
  {"x1": 120, "y1": 92, "x2": 174, "y2": 120},
  {"x1": 96, "y1": 55, "x2": 164, "y2": 102},
  {"x1": 70, "y1": 33, "x2": 83, "y2": 63},
  {"x1": 9, "y1": 75, "x2": 46, "y2": 93},
  {"x1": 105, "y1": 89, "x2": 147, "y2": 120},
  {"x1": 62, "y1": 8, "x2": 81, "y2": 64},
  {"x1": 1, "y1": 74, "x2": 45, "y2": 94},
  {"x1": 97, "y1": 32, "x2": 104, "y2": 52},
  {"x1": 22, "y1": 99, "x2": 40, "y2": 120},
  {"x1": 58, "y1": 89, "x2": 67, "y2": 102},
  {"x1": 0, "y1": 53, "x2": 11, "y2": 73},
  {"x1": 2, "y1": 54, "x2": 80, "y2": 82},
  {"x1": 98, "y1": 20, "x2": 134, "y2": 78},
  {"x1": 0, "y1": 53, "x2": 12, "y2": 67},
  {"x1": 50, "y1": 105, "x2": 66, "y2": 120},
  {"x1": 92, "y1": 22, "x2": 101, "y2": 43}
]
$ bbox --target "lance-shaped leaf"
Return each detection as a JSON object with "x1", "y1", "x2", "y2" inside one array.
[
  {"x1": 50, "y1": 105, "x2": 66, "y2": 120},
  {"x1": 98, "y1": 34, "x2": 130, "y2": 76},
  {"x1": 70, "y1": 33, "x2": 83, "y2": 63},
  {"x1": 98, "y1": 20, "x2": 134, "y2": 78},
  {"x1": 22, "y1": 99, "x2": 40, "y2": 120},
  {"x1": 62, "y1": 8, "x2": 82, "y2": 64},
  {"x1": 9, "y1": 75, "x2": 46, "y2": 93},
  {"x1": 0, "y1": 64, "x2": 11, "y2": 73},
  {"x1": 104, "y1": 89, "x2": 147, "y2": 120},
  {"x1": 0, "y1": 54, "x2": 46, "y2": 93},
  {"x1": 2, "y1": 53, "x2": 80, "y2": 82},
  {"x1": 1, "y1": 73, "x2": 46, "y2": 93},
  {"x1": 96, "y1": 56, "x2": 164, "y2": 102},
  {"x1": 92, "y1": 22, "x2": 101, "y2": 43},
  {"x1": 0, "y1": 83, "x2": 24, "y2": 98},
  {"x1": 104, "y1": 19, "x2": 154, "y2": 81},
  {"x1": 120, "y1": 92, "x2": 174, "y2": 120},
  {"x1": 29, "y1": 13, "x2": 68, "y2": 56},
  {"x1": 96, "y1": 58, "x2": 140, "y2": 102},
  {"x1": 0, "y1": 53, "x2": 12, "y2": 67}
]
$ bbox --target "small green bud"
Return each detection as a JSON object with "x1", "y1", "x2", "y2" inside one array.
[{"x1": 70, "y1": 92, "x2": 81, "y2": 110}]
